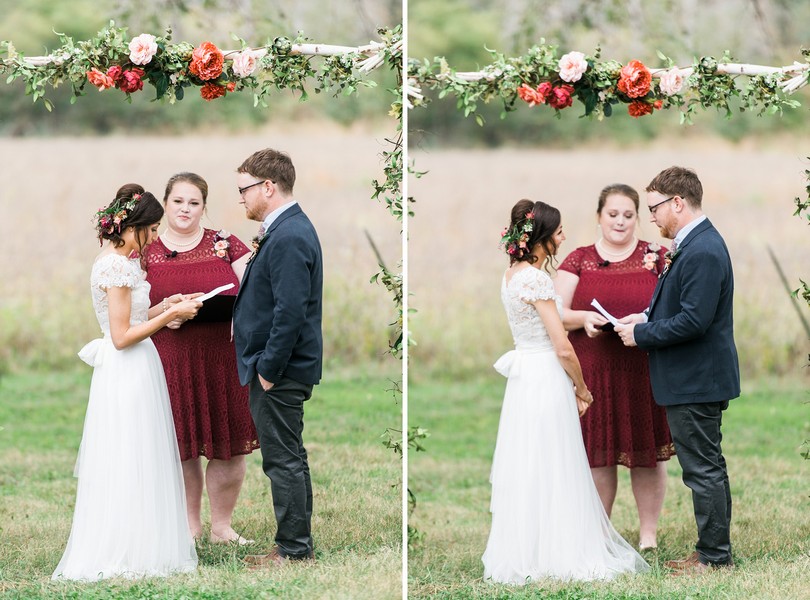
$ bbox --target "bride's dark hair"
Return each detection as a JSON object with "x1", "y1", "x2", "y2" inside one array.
[{"x1": 504, "y1": 199, "x2": 561, "y2": 272}]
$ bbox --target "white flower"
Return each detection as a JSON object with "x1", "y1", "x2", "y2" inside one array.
[
  {"x1": 216, "y1": 229, "x2": 231, "y2": 239},
  {"x1": 128, "y1": 34, "x2": 158, "y2": 66},
  {"x1": 558, "y1": 51, "x2": 588, "y2": 83},
  {"x1": 659, "y1": 68, "x2": 685, "y2": 96},
  {"x1": 231, "y1": 51, "x2": 257, "y2": 78}
]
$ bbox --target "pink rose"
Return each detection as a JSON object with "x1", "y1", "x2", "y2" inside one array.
[
  {"x1": 87, "y1": 68, "x2": 115, "y2": 91},
  {"x1": 214, "y1": 240, "x2": 229, "y2": 251},
  {"x1": 548, "y1": 84, "x2": 574, "y2": 109},
  {"x1": 536, "y1": 82, "x2": 552, "y2": 101},
  {"x1": 106, "y1": 65, "x2": 123, "y2": 83},
  {"x1": 231, "y1": 51, "x2": 257, "y2": 78},
  {"x1": 128, "y1": 33, "x2": 158, "y2": 66},
  {"x1": 215, "y1": 249, "x2": 227, "y2": 258},
  {"x1": 119, "y1": 68, "x2": 145, "y2": 93},
  {"x1": 558, "y1": 51, "x2": 588, "y2": 83},
  {"x1": 659, "y1": 68, "x2": 685, "y2": 96}
]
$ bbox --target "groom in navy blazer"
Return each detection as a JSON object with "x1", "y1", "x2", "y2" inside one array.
[
  {"x1": 232, "y1": 148, "x2": 323, "y2": 565},
  {"x1": 616, "y1": 167, "x2": 739, "y2": 573}
]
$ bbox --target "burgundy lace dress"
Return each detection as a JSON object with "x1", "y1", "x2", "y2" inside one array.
[
  {"x1": 144, "y1": 228, "x2": 259, "y2": 461},
  {"x1": 558, "y1": 241, "x2": 675, "y2": 468}
]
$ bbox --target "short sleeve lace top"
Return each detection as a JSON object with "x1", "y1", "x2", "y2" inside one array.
[
  {"x1": 501, "y1": 267, "x2": 562, "y2": 351},
  {"x1": 90, "y1": 254, "x2": 150, "y2": 335}
]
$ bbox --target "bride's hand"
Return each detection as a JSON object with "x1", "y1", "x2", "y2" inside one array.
[{"x1": 575, "y1": 387, "x2": 593, "y2": 416}]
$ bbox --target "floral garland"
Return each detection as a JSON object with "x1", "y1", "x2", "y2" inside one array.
[
  {"x1": 407, "y1": 43, "x2": 807, "y2": 123},
  {"x1": 0, "y1": 22, "x2": 399, "y2": 108},
  {"x1": 499, "y1": 211, "x2": 534, "y2": 258}
]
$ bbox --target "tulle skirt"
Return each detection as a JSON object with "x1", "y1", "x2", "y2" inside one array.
[
  {"x1": 52, "y1": 337, "x2": 197, "y2": 581},
  {"x1": 482, "y1": 348, "x2": 649, "y2": 585}
]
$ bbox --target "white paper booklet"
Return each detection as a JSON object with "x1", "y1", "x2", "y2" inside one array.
[
  {"x1": 590, "y1": 298, "x2": 619, "y2": 326},
  {"x1": 196, "y1": 283, "x2": 235, "y2": 303}
]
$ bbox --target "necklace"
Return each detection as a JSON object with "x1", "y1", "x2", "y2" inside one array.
[
  {"x1": 162, "y1": 226, "x2": 204, "y2": 248},
  {"x1": 596, "y1": 237, "x2": 637, "y2": 258}
]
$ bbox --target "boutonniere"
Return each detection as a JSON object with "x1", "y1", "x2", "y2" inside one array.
[
  {"x1": 642, "y1": 242, "x2": 661, "y2": 275},
  {"x1": 213, "y1": 229, "x2": 231, "y2": 260},
  {"x1": 661, "y1": 248, "x2": 681, "y2": 277},
  {"x1": 246, "y1": 233, "x2": 266, "y2": 265}
]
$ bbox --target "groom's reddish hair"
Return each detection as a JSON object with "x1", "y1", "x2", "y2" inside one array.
[
  {"x1": 646, "y1": 166, "x2": 703, "y2": 209},
  {"x1": 238, "y1": 148, "x2": 296, "y2": 195}
]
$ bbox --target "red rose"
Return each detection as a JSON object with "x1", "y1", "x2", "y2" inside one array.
[
  {"x1": 226, "y1": 81, "x2": 236, "y2": 92},
  {"x1": 119, "y1": 68, "x2": 145, "y2": 93},
  {"x1": 653, "y1": 99, "x2": 663, "y2": 109},
  {"x1": 189, "y1": 41, "x2": 224, "y2": 81},
  {"x1": 200, "y1": 82, "x2": 226, "y2": 101},
  {"x1": 617, "y1": 59, "x2": 652, "y2": 98},
  {"x1": 628, "y1": 100, "x2": 654, "y2": 118},
  {"x1": 548, "y1": 84, "x2": 574, "y2": 109},
  {"x1": 106, "y1": 65, "x2": 123, "y2": 83}
]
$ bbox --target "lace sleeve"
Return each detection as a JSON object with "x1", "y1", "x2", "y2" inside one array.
[
  {"x1": 518, "y1": 270, "x2": 557, "y2": 303},
  {"x1": 227, "y1": 234, "x2": 250, "y2": 261},
  {"x1": 558, "y1": 246, "x2": 584, "y2": 275},
  {"x1": 94, "y1": 254, "x2": 138, "y2": 289}
]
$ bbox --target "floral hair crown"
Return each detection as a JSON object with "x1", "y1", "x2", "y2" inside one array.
[
  {"x1": 500, "y1": 211, "x2": 535, "y2": 258},
  {"x1": 94, "y1": 193, "x2": 142, "y2": 242}
]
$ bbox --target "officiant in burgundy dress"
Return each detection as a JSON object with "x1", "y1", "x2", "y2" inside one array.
[
  {"x1": 144, "y1": 172, "x2": 259, "y2": 545},
  {"x1": 556, "y1": 183, "x2": 675, "y2": 551}
]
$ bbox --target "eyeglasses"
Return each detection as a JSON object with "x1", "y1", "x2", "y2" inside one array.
[
  {"x1": 238, "y1": 180, "x2": 267, "y2": 196},
  {"x1": 648, "y1": 196, "x2": 675, "y2": 214}
]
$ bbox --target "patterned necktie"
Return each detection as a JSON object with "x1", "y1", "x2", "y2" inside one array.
[
  {"x1": 257, "y1": 223, "x2": 266, "y2": 239},
  {"x1": 670, "y1": 240, "x2": 678, "y2": 253}
]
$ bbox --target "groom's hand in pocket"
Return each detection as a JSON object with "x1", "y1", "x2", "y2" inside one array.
[{"x1": 259, "y1": 373, "x2": 274, "y2": 391}]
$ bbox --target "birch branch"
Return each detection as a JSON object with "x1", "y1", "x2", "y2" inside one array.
[
  {"x1": 430, "y1": 61, "x2": 809, "y2": 93},
  {"x1": 17, "y1": 41, "x2": 390, "y2": 68}
]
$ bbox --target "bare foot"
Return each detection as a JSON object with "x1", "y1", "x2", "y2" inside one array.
[{"x1": 211, "y1": 527, "x2": 254, "y2": 545}]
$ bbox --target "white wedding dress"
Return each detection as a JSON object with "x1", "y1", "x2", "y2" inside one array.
[
  {"x1": 52, "y1": 254, "x2": 197, "y2": 581},
  {"x1": 482, "y1": 267, "x2": 648, "y2": 584}
]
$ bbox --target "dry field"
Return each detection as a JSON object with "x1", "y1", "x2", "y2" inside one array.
[
  {"x1": 409, "y1": 137, "x2": 810, "y2": 379},
  {"x1": 0, "y1": 123, "x2": 402, "y2": 371}
]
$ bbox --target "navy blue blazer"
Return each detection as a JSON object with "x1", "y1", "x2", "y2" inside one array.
[
  {"x1": 233, "y1": 204, "x2": 323, "y2": 386},
  {"x1": 634, "y1": 219, "x2": 740, "y2": 406}
]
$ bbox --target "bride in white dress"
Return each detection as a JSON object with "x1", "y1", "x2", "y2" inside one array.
[
  {"x1": 482, "y1": 199, "x2": 649, "y2": 585},
  {"x1": 52, "y1": 185, "x2": 202, "y2": 581}
]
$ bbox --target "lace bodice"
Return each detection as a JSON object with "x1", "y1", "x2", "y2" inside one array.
[
  {"x1": 90, "y1": 254, "x2": 151, "y2": 335},
  {"x1": 501, "y1": 267, "x2": 562, "y2": 350}
]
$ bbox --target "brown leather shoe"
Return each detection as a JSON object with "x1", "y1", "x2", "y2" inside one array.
[
  {"x1": 244, "y1": 546, "x2": 287, "y2": 569},
  {"x1": 665, "y1": 552, "x2": 733, "y2": 575}
]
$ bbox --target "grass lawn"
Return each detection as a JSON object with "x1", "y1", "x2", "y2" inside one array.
[
  {"x1": 0, "y1": 366, "x2": 402, "y2": 599},
  {"x1": 408, "y1": 375, "x2": 810, "y2": 599}
]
